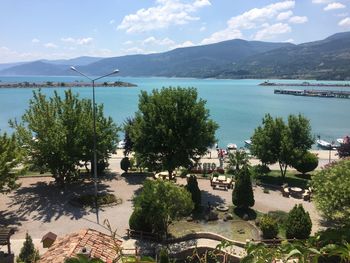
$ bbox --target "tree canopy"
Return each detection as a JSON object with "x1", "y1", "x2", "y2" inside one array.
[
  {"x1": 129, "y1": 180, "x2": 193, "y2": 236},
  {"x1": 311, "y1": 158, "x2": 350, "y2": 226},
  {"x1": 232, "y1": 167, "x2": 255, "y2": 210},
  {"x1": 0, "y1": 133, "x2": 19, "y2": 193},
  {"x1": 11, "y1": 89, "x2": 119, "y2": 186},
  {"x1": 130, "y1": 87, "x2": 218, "y2": 177},
  {"x1": 251, "y1": 114, "x2": 313, "y2": 178}
]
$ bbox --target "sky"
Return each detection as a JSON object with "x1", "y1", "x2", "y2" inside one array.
[{"x1": 1, "y1": 0, "x2": 350, "y2": 63}]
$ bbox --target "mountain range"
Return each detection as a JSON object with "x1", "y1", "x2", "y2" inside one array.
[{"x1": 1, "y1": 32, "x2": 350, "y2": 80}]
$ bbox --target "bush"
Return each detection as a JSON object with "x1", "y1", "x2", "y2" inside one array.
[
  {"x1": 259, "y1": 215, "x2": 278, "y2": 239},
  {"x1": 232, "y1": 168, "x2": 255, "y2": 210},
  {"x1": 252, "y1": 164, "x2": 270, "y2": 176},
  {"x1": 293, "y1": 151, "x2": 318, "y2": 174},
  {"x1": 285, "y1": 204, "x2": 312, "y2": 239},
  {"x1": 159, "y1": 248, "x2": 170, "y2": 263},
  {"x1": 129, "y1": 208, "x2": 152, "y2": 232},
  {"x1": 71, "y1": 193, "x2": 121, "y2": 208},
  {"x1": 185, "y1": 175, "x2": 201, "y2": 211},
  {"x1": 17, "y1": 233, "x2": 40, "y2": 263},
  {"x1": 120, "y1": 157, "x2": 131, "y2": 173}
]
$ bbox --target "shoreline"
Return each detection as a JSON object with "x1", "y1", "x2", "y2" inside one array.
[{"x1": 0, "y1": 80, "x2": 137, "y2": 88}]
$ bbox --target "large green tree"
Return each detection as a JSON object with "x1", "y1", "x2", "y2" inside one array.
[
  {"x1": 129, "y1": 180, "x2": 193, "y2": 237},
  {"x1": 11, "y1": 90, "x2": 119, "y2": 186},
  {"x1": 130, "y1": 87, "x2": 218, "y2": 178},
  {"x1": 0, "y1": 133, "x2": 19, "y2": 193},
  {"x1": 311, "y1": 158, "x2": 350, "y2": 226},
  {"x1": 285, "y1": 204, "x2": 312, "y2": 239},
  {"x1": 251, "y1": 114, "x2": 313, "y2": 178}
]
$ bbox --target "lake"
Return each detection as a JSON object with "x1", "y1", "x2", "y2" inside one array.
[{"x1": 0, "y1": 76, "x2": 349, "y2": 147}]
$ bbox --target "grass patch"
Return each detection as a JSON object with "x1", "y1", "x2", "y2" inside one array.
[
  {"x1": 256, "y1": 170, "x2": 310, "y2": 188},
  {"x1": 70, "y1": 193, "x2": 122, "y2": 208}
]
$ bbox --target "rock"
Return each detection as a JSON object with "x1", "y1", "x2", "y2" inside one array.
[
  {"x1": 186, "y1": 216, "x2": 193, "y2": 222},
  {"x1": 224, "y1": 213, "x2": 233, "y2": 221},
  {"x1": 205, "y1": 211, "x2": 219, "y2": 221}
]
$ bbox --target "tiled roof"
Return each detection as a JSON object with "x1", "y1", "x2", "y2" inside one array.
[{"x1": 39, "y1": 229, "x2": 122, "y2": 263}]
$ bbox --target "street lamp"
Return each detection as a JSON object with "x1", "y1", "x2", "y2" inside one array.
[{"x1": 70, "y1": 66, "x2": 119, "y2": 224}]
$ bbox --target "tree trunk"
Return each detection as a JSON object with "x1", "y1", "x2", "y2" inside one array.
[
  {"x1": 279, "y1": 162, "x2": 288, "y2": 179},
  {"x1": 168, "y1": 170, "x2": 173, "y2": 180}
]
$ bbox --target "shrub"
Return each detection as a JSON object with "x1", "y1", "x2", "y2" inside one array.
[
  {"x1": 252, "y1": 164, "x2": 270, "y2": 176},
  {"x1": 129, "y1": 208, "x2": 152, "y2": 232},
  {"x1": 259, "y1": 215, "x2": 278, "y2": 239},
  {"x1": 159, "y1": 248, "x2": 170, "y2": 263},
  {"x1": 285, "y1": 204, "x2": 312, "y2": 239},
  {"x1": 232, "y1": 167, "x2": 255, "y2": 210},
  {"x1": 120, "y1": 157, "x2": 131, "y2": 173},
  {"x1": 185, "y1": 175, "x2": 201, "y2": 211},
  {"x1": 17, "y1": 233, "x2": 40, "y2": 263},
  {"x1": 293, "y1": 151, "x2": 318, "y2": 175}
]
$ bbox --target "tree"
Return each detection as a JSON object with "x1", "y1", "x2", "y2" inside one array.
[
  {"x1": 311, "y1": 158, "x2": 350, "y2": 226},
  {"x1": 120, "y1": 157, "x2": 131, "y2": 173},
  {"x1": 11, "y1": 90, "x2": 119, "y2": 186},
  {"x1": 259, "y1": 215, "x2": 278, "y2": 239},
  {"x1": 130, "y1": 180, "x2": 193, "y2": 237},
  {"x1": 338, "y1": 139, "x2": 350, "y2": 158},
  {"x1": 285, "y1": 204, "x2": 312, "y2": 239},
  {"x1": 185, "y1": 175, "x2": 201, "y2": 211},
  {"x1": 123, "y1": 117, "x2": 135, "y2": 157},
  {"x1": 0, "y1": 133, "x2": 20, "y2": 193},
  {"x1": 292, "y1": 151, "x2": 318, "y2": 175},
  {"x1": 159, "y1": 248, "x2": 170, "y2": 263},
  {"x1": 130, "y1": 87, "x2": 218, "y2": 178},
  {"x1": 17, "y1": 233, "x2": 40, "y2": 263},
  {"x1": 232, "y1": 167, "x2": 255, "y2": 210},
  {"x1": 251, "y1": 114, "x2": 313, "y2": 178},
  {"x1": 227, "y1": 148, "x2": 250, "y2": 173}
]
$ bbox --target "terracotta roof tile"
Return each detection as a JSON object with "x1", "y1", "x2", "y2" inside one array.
[{"x1": 39, "y1": 229, "x2": 122, "y2": 263}]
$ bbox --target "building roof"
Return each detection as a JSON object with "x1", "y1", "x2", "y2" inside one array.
[{"x1": 39, "y1": 229, "x2": 122, "y2": 263}]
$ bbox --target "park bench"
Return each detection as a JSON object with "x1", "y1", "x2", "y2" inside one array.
[{"x1": 0, "y1": 227, "x2": 15, "y2": 255}]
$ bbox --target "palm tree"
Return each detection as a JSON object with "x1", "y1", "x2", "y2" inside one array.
[{"x1": 227, "y1": 148, "x2": 250, "y2": 173}]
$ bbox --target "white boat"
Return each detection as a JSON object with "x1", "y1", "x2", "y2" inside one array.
[
  {"x1": 227, "y1": 143, "x2": 237, "y2": 150},
  {"x1": 244, "y1": 139, "x2": 252, "y2": 147},
  {"x1": 117, "y1": 140, "x2": 126, "y2": 149},
  {"x1": 337, "y1": 138, "x2": 344, "y2": 144},
  {"x1": 317, "y1": 139, "x2": 331, "y2": 149}
]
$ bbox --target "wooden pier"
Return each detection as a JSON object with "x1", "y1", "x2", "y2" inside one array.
[{"x1": 274, "y1": 89, "x2": 350, "y2": 99}]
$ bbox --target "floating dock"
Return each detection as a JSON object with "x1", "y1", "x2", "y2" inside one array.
[
  {"x1": 274, "y1": 89, "x2": 350, "y2": 99},
  {"x1": 260, "y1": 81, "x2": 350, "y2": 87}
]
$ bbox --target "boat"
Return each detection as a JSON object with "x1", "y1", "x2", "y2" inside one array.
[
  {"x1": 337, "y1": 138, "x2": 344, "y2": 144},
  {"x1": 244, "y1": 139, "x2": 252, "y2": 147},
  {"x1": 117, "y1": 140, "x2": 126, "y2": 149},
  {"x1": 317, "y1": 139, "x2": 332, "y2": 149},
  {"x1": 227, "y1": 143, "x2": 237, "y2": 150}
]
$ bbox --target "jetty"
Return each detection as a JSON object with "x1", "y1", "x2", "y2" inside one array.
[
  {"x1": 260, "y1": 81, "x2": 350, "y2": 87},
  {"x1": 274, "y1": 89, "x2": 350, "y2": 99},
  {"x1": 0, "y1": 81, "x2": 137, "y2": 89}
]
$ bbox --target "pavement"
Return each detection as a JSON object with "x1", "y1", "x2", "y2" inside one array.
[{"x1": 0, "y1": 149, "x2": 332, "y2": 257}]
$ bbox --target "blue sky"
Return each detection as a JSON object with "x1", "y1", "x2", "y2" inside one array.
[{"x1": 1, "y1": 0, "x2": 350, "y2": 63}]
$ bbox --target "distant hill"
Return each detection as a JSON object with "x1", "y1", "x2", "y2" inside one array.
[{"x1": 1, "y1": 32, "x2": 350, "y2": 80}]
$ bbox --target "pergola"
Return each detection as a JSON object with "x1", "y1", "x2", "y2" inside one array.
[{"x1": 0, "y1": 227, "x2": 15, "y2": 255}]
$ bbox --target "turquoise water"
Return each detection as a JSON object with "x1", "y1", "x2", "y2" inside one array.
[{"x1": 0, "y1": 76, "x2": 349, "y2": 147}]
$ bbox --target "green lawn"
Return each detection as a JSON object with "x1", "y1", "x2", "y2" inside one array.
[{"x1": 256, "y1": 170, "x2": 311, "y2": 188}]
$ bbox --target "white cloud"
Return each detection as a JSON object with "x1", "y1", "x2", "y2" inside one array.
[
  {"x1": 122, "y1": 47, "x2": 146, "y2": 54},
  {"x1": 172, "y1": 40, "x2": 195, "y2": 49},
  {"x1": 123, "y1": 40, "x2": 133, "y2": 45},
  {"x1": 285, "y1": 38, "x2": 294, "y2": 42},
  {"x1": 254, "y1": 23, "x2": 291, "y2": 40},
  {"x1": 312, "y1": 0, "x2": 331, "y2": 3},
  {"x1": 336, "y1": 12, "x2": 348, "y2": 17},
  {"x1": 289, "y1": 16, "x2": 308, "y2": 24},
  {"x1": 31, "y1": 38, "x2": 40, "y2": 43},
  {"x1": 200, "y1": 26, "x2": 206, "y2": 31},
  {"x1": 117, "y1": 0, "x2": 211, "y2": 33},
  {"x1": 339, "y1": 17, "x2": 350, "y2": 27},
  {"x1": 324, "y1": 2, "x2": 346, "y2": 11},
  {"x1": 200, "y1": 0, "x2": 295, "y2": 44},
  {"x1": 277, "y1": 10, "x2": 293, "y2": 20},
  {"x1": 142, "y1": 36, "x2": 175, "y2": 46},
  {"x1": 44, "y1": 43, "x2": 58, "y2": 48},
  {"x1": 61, "y1": 37, "x2": 93, "y2": 45},
  {"x1": 109, "y1": 19, "x2": 115, "y2": 24}
]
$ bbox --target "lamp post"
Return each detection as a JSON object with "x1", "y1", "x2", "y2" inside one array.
[
  {"x1": 329, "y1": 140, "x2": 335, "y2": 164},
  {"x1": 70, "y1": 66, "x2": 119, "y2": 224}
]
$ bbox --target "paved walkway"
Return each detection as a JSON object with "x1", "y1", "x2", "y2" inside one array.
[{"x1": 0, "y1": 150, "x2": 326, "y2": 256}]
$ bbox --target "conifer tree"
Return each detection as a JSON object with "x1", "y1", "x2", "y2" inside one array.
[
  {"x1": 17, "y1": 233, "x2": 39, "y2": 263},
  {"x1": 232, "y1": 167, "x2": 255, "y2": 210},
  {"x1": 285, "y1": 204, "x2": 312, "y2": 239},
  {"x1": 185, "y1": 175, "x2": 201, "y2": 211}
]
